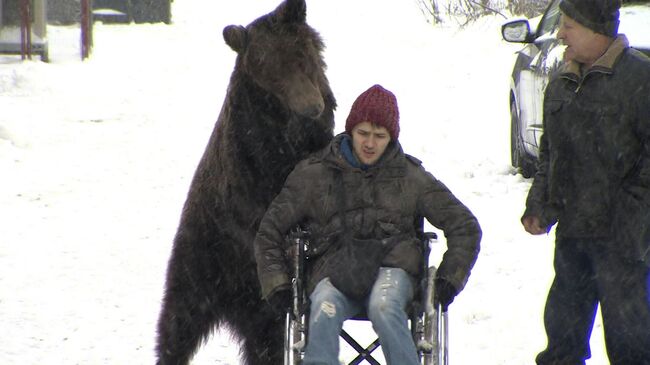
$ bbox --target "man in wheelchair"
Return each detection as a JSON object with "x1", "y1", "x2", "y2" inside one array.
[{"x1": 254, "y1": 84, "x2": 482, "y2": 365}]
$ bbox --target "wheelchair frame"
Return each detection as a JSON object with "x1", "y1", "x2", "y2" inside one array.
[{"x1": 283, "y1": 227, "x2": 449, "y2": 365}]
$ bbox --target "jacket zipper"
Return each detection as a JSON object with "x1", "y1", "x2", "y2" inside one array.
[{"x1": 566, "y1": 68, "x2": 611, "y2": 94}]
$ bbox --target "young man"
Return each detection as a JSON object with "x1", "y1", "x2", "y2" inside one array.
[
  {"x1": 254, "y1": 84, "x2": 481, "y2": 365},
  {"x1": 521, "y1": 0, "x2": 650, "y2": 363}
]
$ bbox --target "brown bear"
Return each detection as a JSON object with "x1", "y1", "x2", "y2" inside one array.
[{"x1": 155, "y1": 1, "x2": 335, "y2": 364}]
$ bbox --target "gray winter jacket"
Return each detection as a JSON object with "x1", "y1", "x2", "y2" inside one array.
[
  {"x1": 523, "y1": 35, "x2": 650, "y2": 264},
  {"x1": 254, "y1": 133, "x2": 481, "y2": 298}
]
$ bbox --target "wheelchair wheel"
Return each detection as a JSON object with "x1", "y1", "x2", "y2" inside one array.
[
  {"x1": 416, "y1": 266, "x2": 449, "y2": 365},
  {"x1": 284, "y1": 229, "x2": 309, "y2": 365},
  {"x1": 284, "y1": 311, "x2": 306, "y2": 365}
]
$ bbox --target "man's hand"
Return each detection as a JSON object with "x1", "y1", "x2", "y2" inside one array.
[
  {"x1": 266, "y1": 285, "x2": 291, "y2": 317},
  {"x1": 433, "y1": 277, "x2": 458, "y2": 312},
  {"x1": 522, "y1": 215, "x2": 547, "y2": 235}
]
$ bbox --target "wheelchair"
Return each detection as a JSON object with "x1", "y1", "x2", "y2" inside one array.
[{"x1": 282, "y1": 224, "x2": 449, "y2": 365}]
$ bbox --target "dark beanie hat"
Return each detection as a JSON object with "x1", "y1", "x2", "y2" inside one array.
[
  {"x1": 345, "y1": 84, "x2": 400, "y2": 140},
  {"x1": 559, "y1": 0, "x2": 620, "y2": 37}
]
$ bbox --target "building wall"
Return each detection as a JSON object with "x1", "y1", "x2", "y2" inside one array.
[
  {"x1": 46, "y1": 0, "x2": 172, "y2": 24},
  {"x1": 47, "y1": 0, "x2": 79, "y2": 25},
  {"x1": 2, "y1": 0, "x2": 23, "y2": 26}
]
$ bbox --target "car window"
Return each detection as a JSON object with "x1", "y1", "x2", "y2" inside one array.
[
  {"x1": 536, "y1": 0, "x2": 562, "y2": 37},
  {"x1": 620, "y1": 0, "x2": 650, "y2": 53}
]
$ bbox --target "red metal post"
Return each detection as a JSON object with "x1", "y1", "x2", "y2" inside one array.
[
  {"x1": 80, "y1": 0, "x2": 93, "y2": 59},
  {"x1": 19, "y1": 0, "x2": 32, "y2": 60}
]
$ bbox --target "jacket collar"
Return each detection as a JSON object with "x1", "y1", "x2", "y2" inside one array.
[
  {"x1": 339, "y1": 134, "x2": 366, "y2": 169},
  {"x1": 562, "y1": 34, "x2": 629, "y2": 78}
]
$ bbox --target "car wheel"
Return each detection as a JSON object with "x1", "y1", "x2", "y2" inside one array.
[{"x1": 510, "y1": 101, "x2": 537, "y2": 178}]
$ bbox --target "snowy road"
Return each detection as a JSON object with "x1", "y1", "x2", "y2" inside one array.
[{"x1": 0, "y1": 0, "x2": 608, "y2": 364}]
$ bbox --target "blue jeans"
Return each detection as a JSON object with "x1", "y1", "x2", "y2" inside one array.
[{"x1": 303, "y1": 267, "x2": 419, "y2": 365}]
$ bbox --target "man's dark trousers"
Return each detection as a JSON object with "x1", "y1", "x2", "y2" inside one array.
[{"x1": 536, "y1": 237, "x2": 650, "y2": 365}]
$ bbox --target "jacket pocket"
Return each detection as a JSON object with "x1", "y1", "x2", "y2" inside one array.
[
  {"x1": 612, "y1": 186, "x2": 650, "y2": 265},
  {"x1": 580, "y1": 100, "x2": 619, "y2": 115},
  {"x1": 326, "y1": 237, "x2": 386, "y2": 300},
  {"x1": 382, "y1": 237, "x2": 423, "y2": 277}
]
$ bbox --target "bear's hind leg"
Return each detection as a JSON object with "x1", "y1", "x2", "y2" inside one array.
[
  {"x1": 155, "y1": 272, "x2": 220, "y2": 365},
  {"x1": 233, "y1": 307, "x2": 285, "y2": 365}
]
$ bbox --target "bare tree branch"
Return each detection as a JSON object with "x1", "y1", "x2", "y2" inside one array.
[
  {"x1": 415, "y1": 0, "x2": 545, "y2": 26},
  {"x1": 468, "y1": 0, "x2": 508, "y2": 19}
]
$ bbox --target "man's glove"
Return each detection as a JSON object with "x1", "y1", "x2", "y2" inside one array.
[
  {"x1": 433, "y1": 277, "x2": 458, "y2": 311},
  {"x1": 266, "y1": 284, "x2": 292, "y2": 317}
]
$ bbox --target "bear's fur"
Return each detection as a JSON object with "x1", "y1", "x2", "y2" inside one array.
[{"x1": 155, "y1": 1, "x2": 335, "y2": 364}]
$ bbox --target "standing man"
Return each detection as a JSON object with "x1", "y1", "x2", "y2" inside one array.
[
  {"x1": 255, "y1": 84, "x2": 481, "y2": 365},
  {"x1": 521, "y1": 0, "x2": 650, "y2": 364}
]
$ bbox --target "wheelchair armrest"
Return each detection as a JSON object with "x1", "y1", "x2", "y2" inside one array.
[
  {"x1": 423, "y1": 232, "x2": 438, "y2": 241},
  {"x1": 422, "y1": 232, "x2": 438, "y2": 251}
]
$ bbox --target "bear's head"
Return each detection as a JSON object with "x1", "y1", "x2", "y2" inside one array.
[{"x1": 223, "y1": 0, "x2": 330, "y2": 119}]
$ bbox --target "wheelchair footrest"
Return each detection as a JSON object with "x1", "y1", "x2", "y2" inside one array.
[
  {"x1": 417, "y1": 339, "x2": 434, "y2": 352},
  {"x1": 292, "y1": 339, "x2": 306, "y2": 351}
]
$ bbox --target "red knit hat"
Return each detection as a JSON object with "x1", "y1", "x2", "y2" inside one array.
[{"x1": 345, "y1": 84, "x2": 400, "y2": 140}]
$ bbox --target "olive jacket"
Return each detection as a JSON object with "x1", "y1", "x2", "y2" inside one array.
[
  {"x1": 254, "y1": 133, "x2": 482, "y2": 299},
  {"x1": 523, "y1": 35, "x2": 650, "y2": 264}
]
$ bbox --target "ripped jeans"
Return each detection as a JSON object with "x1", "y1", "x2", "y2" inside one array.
[{"x1": 303, "y1": 267, "x2": 419, "y2": 365}]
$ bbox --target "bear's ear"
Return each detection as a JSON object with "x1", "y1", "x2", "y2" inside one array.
[
  {"x1": 281, "y1": 0, "x2": 306, "y2": 23},
  {"x1": 223, "y1": 25, "x2": 248, "y2": 53}
]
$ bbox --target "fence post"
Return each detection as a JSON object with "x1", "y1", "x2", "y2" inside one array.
[
  {"x1": 19, "y1": 0, "x2": 32, "y2": 59},
  {"x1": 80, "y1": 0, "x2": 92, "y2": 59}
]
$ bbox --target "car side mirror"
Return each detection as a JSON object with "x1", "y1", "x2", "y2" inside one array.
[{"x1": 502, "y1": 19, "x2": 532, "y2": 43}]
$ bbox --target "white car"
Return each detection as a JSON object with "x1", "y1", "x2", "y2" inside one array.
[{"x1": 501, "y1": 0, "x2": 650, "y2": 177}]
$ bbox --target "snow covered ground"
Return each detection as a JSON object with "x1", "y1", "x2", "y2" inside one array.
[{"x1": 0, "y1": 0, "x2": 609, "y2": 364}]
